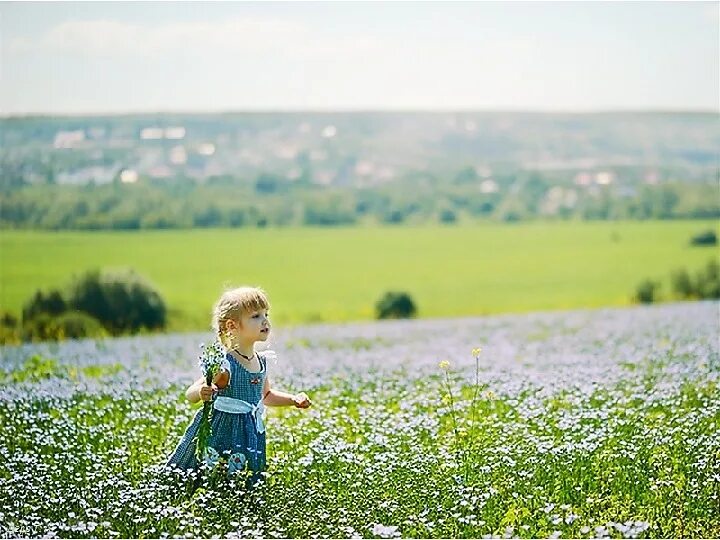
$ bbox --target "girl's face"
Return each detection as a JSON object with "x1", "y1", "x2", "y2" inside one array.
[{"x1": 227, "y1": 308, "x2": 271, "y2": 344}]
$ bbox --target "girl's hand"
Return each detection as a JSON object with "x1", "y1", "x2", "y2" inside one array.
[
  {"x1": 293, "y1": 392, "x2": 312, "y2": 409},
  {"x1": 213, "y1": 369, "x2": 230, "y2": 390},
  {"x1": 199, "y1": 383, "x2": 217, "y2": 402}
]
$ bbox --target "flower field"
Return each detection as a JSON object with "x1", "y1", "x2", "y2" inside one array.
[{"x1": 0, "y1": 301, "x2": 718, "y2": 538}]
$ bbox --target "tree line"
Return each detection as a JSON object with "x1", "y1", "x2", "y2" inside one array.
[{"x1": 1, "y1": 169, "x2": 718, "y2": 231}]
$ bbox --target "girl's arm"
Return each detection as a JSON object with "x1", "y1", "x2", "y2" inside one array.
[
  {"x1": 185, "y1": 376, "x2": 205, "y2": 404},
  {"x1": 186, "y1": 376, "x2": 218, "y2": 404},
  {"x1": 262, "y1": 377, "x2": 311, "y2": 408}
]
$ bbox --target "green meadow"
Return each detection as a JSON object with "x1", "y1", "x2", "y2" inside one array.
[{"x1": 1, "y1": 220, "x2": 717, "y2": 331}]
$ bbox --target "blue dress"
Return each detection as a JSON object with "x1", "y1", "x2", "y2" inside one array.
[{"x1": 165, "y1": 351, "x2": 267, "y2": 481}]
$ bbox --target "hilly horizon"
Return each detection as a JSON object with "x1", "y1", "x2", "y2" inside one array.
[{"x1": 3, "y1": 110, "x2": 717, "y2": 189}]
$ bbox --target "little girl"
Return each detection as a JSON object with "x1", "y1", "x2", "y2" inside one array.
[{"x1": 165, "y1": 286, "x2": 311, "y2": 487}]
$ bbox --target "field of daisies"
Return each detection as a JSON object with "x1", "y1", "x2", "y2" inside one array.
[{"x1": 1, "y1": 301, "x2": 718, "y2": 539}]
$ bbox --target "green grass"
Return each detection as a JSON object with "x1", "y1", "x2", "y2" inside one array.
[{"x1": 1, "y1": 220, "x2": 718, "y2": 330}]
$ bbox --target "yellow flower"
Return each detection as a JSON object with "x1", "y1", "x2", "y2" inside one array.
[
  {"x1": 472, "y1": 347, "x2": 483, "y2": 357},
  {"x1": 438, "y1": 360, "x2": 450, "y2": 370},
  {"x1": 484, "y1": 390, "x2": 496, "y2": 400}
]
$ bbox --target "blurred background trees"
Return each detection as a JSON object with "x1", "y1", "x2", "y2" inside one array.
[{"x1": 4, "y1": 268, "x2": 167, "y2": 344}]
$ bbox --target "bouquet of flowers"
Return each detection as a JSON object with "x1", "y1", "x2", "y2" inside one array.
[{"x1": 193, "y1": 340, "x2": 228, "y2": 463}]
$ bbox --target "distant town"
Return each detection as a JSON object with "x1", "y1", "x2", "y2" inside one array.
[
  {"x1": 4, "y1": 111, "x2": 716, "y2": 187},
  {"x1": 2, "y1": 112, "x2": 718, "y2": 229}
]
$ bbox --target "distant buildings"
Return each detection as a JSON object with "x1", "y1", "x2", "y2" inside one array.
[
  {"x1": 57, "y1": 165, "x2": 117, "y2": 184},
  {"x1": 53, "y1": 130, "x2": 86, "y2": 149},
  {"x1": 573, "y1": 171, "x2": 615, "y2": 186},
  {"x1": 141, "y1": 126, "x2": 186, "y2": 140},
  {"x1": 539, "y1": 187, "x2": 579, "y2": 215},
  {"x1": 31, "y1": 114, "x2": 705, "y2": 190},
  {"x1": 479, "y1": 179, "x2": 499, "y2": 193},
  {"x1": 119, "y1": 169, "x2": 139, "y2": 184}
]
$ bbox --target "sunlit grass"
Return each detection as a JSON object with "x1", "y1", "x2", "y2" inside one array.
[{"x1": 2, "y1": 220, "x2": 718, "y2": 330}]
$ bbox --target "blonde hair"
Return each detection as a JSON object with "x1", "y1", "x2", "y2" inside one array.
[{"x1": 211, "y1": 286, "x2": 270, "y2": 347}]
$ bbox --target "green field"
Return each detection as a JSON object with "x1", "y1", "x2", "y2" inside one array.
[{"x1": 1, "y1": 220, "x2": 718, "y2": 330}]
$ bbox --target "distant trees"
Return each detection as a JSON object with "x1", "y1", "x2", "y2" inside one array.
[
  {"x1": 439, "y1": 208, "x2": 457, "y2": 224},
  {"x1": 635, "y1": 279, "x2": 661, "y2": 304},
  {"x1": 255, "y1": 173, "x2": 285, "y2": 194},
  {"x1": 67, "y1": 268, "x2": 167, "y2": 335},
  {"x1": 303, "y1": 195, "x2": 357, "y2": 226},
  {"x1": 192, "y1": 205, "x2": 223, "y2": 228},
  {"x1": 0, "y1": 168, "x2": 718, "y2": 231},
  {"x1": 634, "y1": 258, "x2": 720, "y2": 305},
  {"x1": 10, "y1": 268, "x2": 168, "y2": 343},
  {"x1": 670, "y1": 260, "x2": 720, "y2": 300}
]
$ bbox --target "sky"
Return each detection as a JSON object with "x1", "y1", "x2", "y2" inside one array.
[{"x1": 1, "y1": 1, "x2": 718, "y2": 115}]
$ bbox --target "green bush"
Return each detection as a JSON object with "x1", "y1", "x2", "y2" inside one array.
[
  {"x1": 375, "y1": 291, "x2": 417, "y2": 319},
  {"x1": 52, "y1": 311, "x2": 109, "y2": 340},
  {"x1": 694, "y1": 259, "x2": 720, "y2": 299},
  {"x1": 1, "y1": 310, "x2": 18, "y2": 328},
  {"x1": 635, "y1": 279, "x2": 660, "y2": 304},
  {"x1": 21, "y1": 313, "x2": 58, "y2": 342},
  {"x1": 21, "y1": 311, "x2": 107, "y2": 342},
  {"x1": 670, "y1": 259, "x2": 720, "y2": 300},
  {"x1": 0, "y1": 310, "x2": 21, "y2": 345},
  {"x1": 66, "y1": 268, "x2": 167, "y2": 335},
  {"x1": 670, "y1": 268, "x2": 695, "y2": 299},
  {"x1": 21, "y1": 289, "x2": 67, "y2": 323},
  {"x1": 19, "y1": 268, "x2": 169, "y2": 342},
  {"x1": 690, "y1": 230, "x2": 717, "y2": 246}
]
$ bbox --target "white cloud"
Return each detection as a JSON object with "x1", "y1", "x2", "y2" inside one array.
[
  {"x1": 5, "y1": 7, "x2": 715, "y2": 113},
  {"x1": 7, "y1": 17, "x2": 384, "y2": 60}
]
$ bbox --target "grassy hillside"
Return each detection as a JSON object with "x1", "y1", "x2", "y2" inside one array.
[{"x1": 1, "y1": 220, "x2": 717, "y2": 331}]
